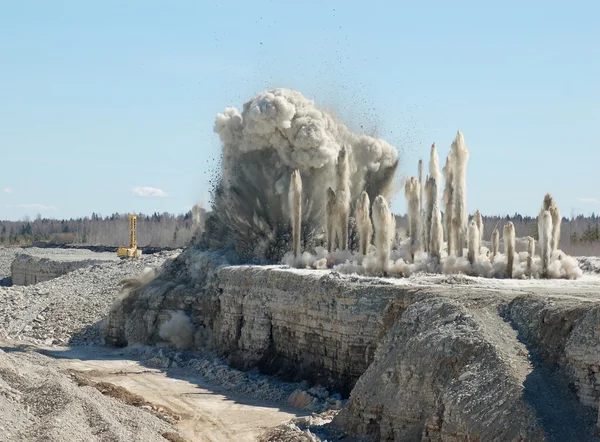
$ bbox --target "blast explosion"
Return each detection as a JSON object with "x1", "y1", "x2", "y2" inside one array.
[
  {"x1": 206, "y1": 88, "x2": 398, "y2": 262},
  {"x1": 289, "y1": 169, "x2": 303, "y2": 260},
  {"x1": 355, "y1": 191, "x2": 373, "y2": 256},
  {"x1": 202, "y1": 88, "x2": 580, "y2": 280}
]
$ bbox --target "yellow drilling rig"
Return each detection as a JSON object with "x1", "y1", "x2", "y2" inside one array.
[{"x1": 117, "y1": 215, "x2": 142, "y2": 259}]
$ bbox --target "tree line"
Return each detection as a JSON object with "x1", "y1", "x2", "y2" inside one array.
[
  {"x1": 2, "y1": 209, "x2": 599, "y2": 256},
  {"x1": 0, "y1": 208, "x2": 206, "y2": 248}
]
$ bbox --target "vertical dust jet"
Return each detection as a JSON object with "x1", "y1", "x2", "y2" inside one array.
[
  {"x1": 491, "y1": 228, "x2": 500, "y2": 261},
  {"x1": 373, "y1": 195, "x2": 394, "y2": 275},
  {"x1": 542, "y1": 193, "x2": 561, "y2": 254},
  {"x1": 326, "y1": 188, "x2": 337, "y2": 253},
  {"x1": 430, "y1": 178, "x2": 443, "y2": 261},
  {"x1": 429, "y1": 143, "x2": 441, "y2": 191},
  {"x1": 355, "y1": 191, "x2": 373, "y2": 256},
  {"x1": 405, "y1": 177, "x2": 421, "y2": 262},
  {"x1": 424, "y1": 177, "x2": 434, "y2": 253},
  {"x1": 550, "y1": 206, "x2": 561, "y2": 253},
  {"x1": 418, "y1": 159, "x2": 425, "y2": 249},
  {"x1": 504, "y1": 221, "x2": 516, "y2": 279},
  {"x1": 527, "y1": 236, "x2": 535, "y2": 278},
  {"x1": 289, "y1": 170, "x2": 303, "y2": 259},
  {"x1": 443, "y1": 152, "x2": 454, "y2": 255},
  {"x1": 467, "y1": 219, "x2": 480, "y2": 266},
  {"x1": 336, "y1": 146, "x2": 351, "y2": 251},
  {"x1": 538, "y1": 209, "x2": 553, "y2": 278},
  {"x1": 473, "y1": 210, "x2": 483, "y2": 252},
  {"x1": 451, "y1": 131, "x2": 470, "y2": 257},
  {"x1": 428, "y1": 143, "x2": 441, "y2": 255}
]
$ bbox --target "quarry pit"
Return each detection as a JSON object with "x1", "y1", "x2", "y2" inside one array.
[
  {"x1": 2, "y1": 245, "x2": 600, "y2": 441},
  {"x1": 2, "y1": 89, "x2": 599, "y2": 442},
  {"x1": 107, "y1": 246, "x2": 600, "y2": 441}
]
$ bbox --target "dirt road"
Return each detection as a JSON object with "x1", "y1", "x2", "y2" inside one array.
[{"x1": 26, "y1": 345, "x2": 305, "y2": 442}]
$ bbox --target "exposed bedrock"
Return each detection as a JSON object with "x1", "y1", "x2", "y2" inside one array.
[
  {"x1": 503, "y1": 296, "x2": 600, "y2": 433},
  {"x1": 105, "y1": 248, "x2": 425, "y2": 394},
  {"x1": 11, "y1": 250, "x2": 119, "y2": 286},
  {"x1": 332, "y1": 299, "x2": 547, "y2": 441},
  {"x1": 105, "y1": 248, "x2": 600, "y2": 440}
]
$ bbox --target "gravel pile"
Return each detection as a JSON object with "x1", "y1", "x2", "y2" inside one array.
[
  {"x1": 0, "y1": 248, "x2": 180, "y2": 346},
  {"x1": 257, "y1": 411, "x2": 342, "y2": 441},
  {"x1": 129, "y1": 346, "x2": 345, "y2": 414},
  {"x1": 0, "y1": 347, "x2": 176, "y2": 441},
  {"x1": 0, "y1": 246, "x2": 22, "y2": 285},
  {"x1": 11, "y1": 247, "x2": 120, "y2": 262}
]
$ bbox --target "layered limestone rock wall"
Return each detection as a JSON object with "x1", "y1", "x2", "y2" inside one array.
[
  {"x1": 105, "y1": 247, "x2": 600, "y2": 440},
  {"x1": 106, "y1": 254, "x2": 428, "y2": 393},
  {"x1": 11, "y1": 250, "x2": 119, "y2": 286},
  {"x1": 503, "y1": 296, "x2": 600, "y2": 433},
  {"x1": 332, "y1": 299, "x2": 547, "y2": 441}
]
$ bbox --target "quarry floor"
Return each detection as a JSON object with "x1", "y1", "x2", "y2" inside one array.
[
  {"x1": 0, "y1": 340, "x2": 304, "y2": 442},
  {"x1": 0, "y1": 247, "x2": 310, "y2": 441}
]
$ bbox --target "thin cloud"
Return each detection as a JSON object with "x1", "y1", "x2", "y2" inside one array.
[
  {"x1": 3, "y1": 187, "x2": 13, "y2": 194},
  {"x1": 132, "y1": 186, "x2": 168, "y2": 198},
  {"x1": 578, "y1": 197, "x2": 599, "y2": 204},
  {"x1": 6, "y1": 203, "x2": 58, "y2": 210}
]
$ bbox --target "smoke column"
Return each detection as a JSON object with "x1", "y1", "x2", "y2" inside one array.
[
  {"x1": 451, "y1": 131, "x2": 469, "y2": 257},
  {"x1": 209, "y1": 88, "x2": 399, "y2": 263},
  {"x1": 542, "y1": 193, "x2": 554, "y2": 211},
  {"x1": 373, "y1": 195, "x2": 394, "y2": 274},
  {"x1": 504, "y1": 221, "x2": 516, "y2": 279},
  {"x1": 429, "y1": 143, "x2": 441, "y2": 191},
  {"x1": 289, "y1": 170, "x2": 302, "y2": 258},
  {"x1": 405, "y1": 177, "x2": 421, "y2": 262},
  {"x1": 429, "y1": 178, "x2": 443, "y2": 261},
  {"x1": 335, "y1": 146, "x2": 351, "y2": 250},
  {"x1": 542, "y1": 193, "x2": 561, "y2": 254},
  {"x1": 443, "y1": 152, "x2": 454, "y2": 255},
  {"x1": 355, "y1": 191, "x2": 372, "y2": 255},
  {"x1": 491, "y1": 228, "x2": 500, "y2": 261},
  {"x1": 527, "y1": 236, "x2": 535, "y2": 278},
  {"x1": 423, "y1": 177, "x2": 434, "y2": 253},
  {"x1": 326, "y1": 188, "x2": 337, "y2": 253},
  {"x1": 418, "y1": 159, "x2": 424, "y2": 249},
  {"x1": 474, "y1": 210, "x2": 483, "y2": 252},
  {"x1": 467, "y1": 220, "x2": 480, "y2": 266},
  {"x1": 550, "y1": 205, "x2": 561, "y2": 253},
  {"x1": 538, "y1": 209, "x2": 553, "y2": 278}
]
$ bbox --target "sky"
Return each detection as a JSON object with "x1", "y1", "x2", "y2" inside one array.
[{"x1": 0, "y1": 1, "x2": 598, "y2": 221}]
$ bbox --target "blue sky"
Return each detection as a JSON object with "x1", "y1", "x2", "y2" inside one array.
[{"x1": 1, "y1": 1, "x2": 598, "y2": 221}]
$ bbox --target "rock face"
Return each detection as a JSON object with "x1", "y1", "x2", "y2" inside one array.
[
  {"x1": 106, "y1": 247, "x2": 420, "y2": 394},
  {"x1": 11, "y1": 249, "x2": 119, "y2": 285},
  {"x1": 0, "y1": 249, "x2": 176, "y2": 347},
  {"x1": 503, "y1": 296, "x2": 600, "y2": 435},
  {"x1": 105, "y1": 248, "x2": 600, "y2": 440},
  {"x1": 334, "y1": 299, "x2": 544, "y2": 441}
]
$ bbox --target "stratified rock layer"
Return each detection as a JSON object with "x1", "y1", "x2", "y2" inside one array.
[
  {"x1": 105, "y1": 247, "x2": 600, "y2": 441},
  {"x1": 11, "y1": 249, "x2": 119, "y2": 286}
]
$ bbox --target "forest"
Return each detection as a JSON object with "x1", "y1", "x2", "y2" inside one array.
[{"x1": 0, "y1": 209, "x2": 206, "y2": 248}]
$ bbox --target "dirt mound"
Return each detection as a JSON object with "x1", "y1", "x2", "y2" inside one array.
[{"x1": 0, "y1": 347, "x2": 178, "y2": 441}]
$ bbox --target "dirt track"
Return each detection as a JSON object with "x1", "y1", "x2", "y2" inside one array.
[{"x1": 35, "y1": 345, "x2": 305, "y2": 442}]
